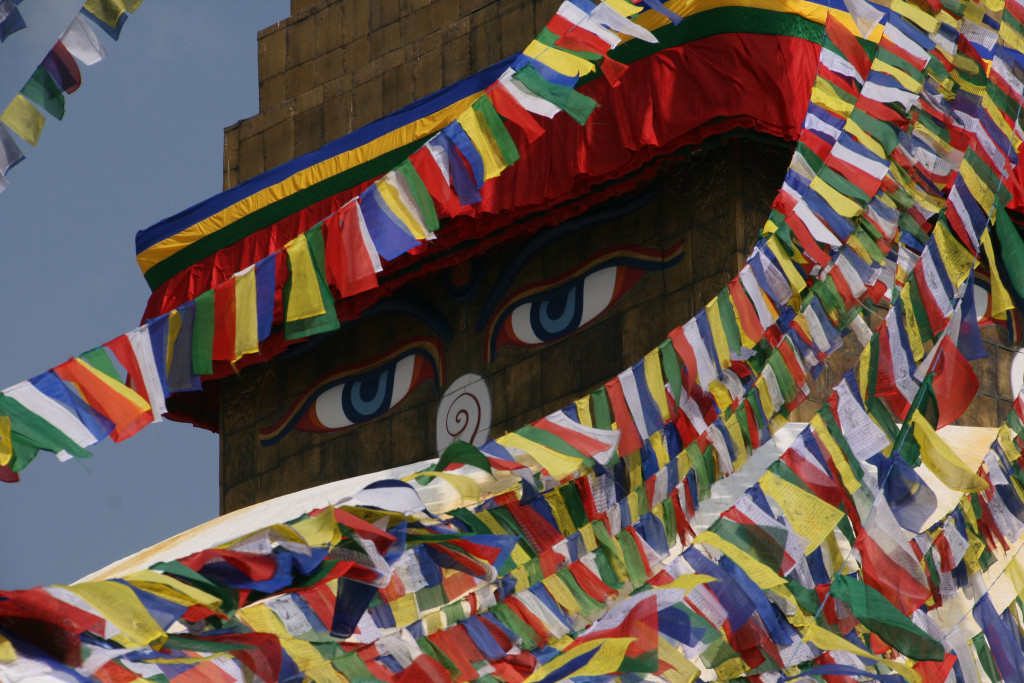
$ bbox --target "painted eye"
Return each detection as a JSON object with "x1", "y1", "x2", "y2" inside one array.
[
  {"x1": 505, "y1": 267, "x2": 620, "y2": 345},
  {"x1": 260, "y1": 341, "x2": 442, "y2": 445},
  {"x1": 305, "y1": 354, "x2": 420, "y2": 430},
  {"x1": 485, "y1": 243, "x2": 685, "y2": 361}
]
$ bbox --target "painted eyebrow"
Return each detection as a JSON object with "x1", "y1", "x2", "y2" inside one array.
[{"x1": 475, "y1": 184, "x2": 659, "y2": 331}]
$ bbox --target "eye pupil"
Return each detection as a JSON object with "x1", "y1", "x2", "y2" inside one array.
[
  {"x1": 531, "y1": 284, "x2": 584, "y2": 340},
  {"x1": 344, "y1": 372, "x2": 392, "y2": 419},
  {"x1": 536, "y1": 294, "x2": 577, "y2": 334}
]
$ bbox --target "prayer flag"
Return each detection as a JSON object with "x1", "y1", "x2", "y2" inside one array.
[
  {"x1": 921, "y1": 337, "x2": 979, "y2": 429},
  {"x1": 1, "y1": 380, "x2": 98, "y2": 450},
  {"x1": 167, "y1": 303, "x2": 202, "y2": 392},
  {"x1": 82, "y1": 0, "x2": 131, "y2": 40},
  {"x1": 233, "y1": 265, "x2": 259, "y2": 359},
  {"x1": 42, "y1": 43, "x2": 82, "y2": 94},
  {"x1": 21, "y1": 67, "x2": 65, "y2": 120},
  {"x1": 53, "y1": 355, "x2": 151, "y2": 443},
  {"x1": 830, "y1": 573, "x2": 944, "y2": 661},
  {"x1": 1, "y1": 95, "x2": 44, "y2": 146},
  {"x1": 283, "y1": 226, "x2": 339, "y2": 340},
  {"x1": 0, "y1": 395, "x2": 92, "y2": 471},
  {"x1": 323, "y1": 200, "x2": 379, "y2": 298},
  {"x1": 512, "y1": 65, "x2": 597, "y2": 125},
  {"x1": 0, "y1": 124, "x2": 24, "y2": 176},
  {"x1": 911, "y1": 413, "x2": 987, "y2": 492},
  {"x1": 0, "y1": 2, "x2": 24, "y2": 42},
  {"x1": 60, "y1": 15, "x2": 107, "y2": 66},
  {"x1": 360, "y1": 183, "x2": 420, "y2": 261},
  {"x1": 191, "y1": 289, "x2": 215, "y2": 375},
  {"x1": 211, "y1": 278, "x2": 237, "y2": 362},
  {"x1": 855, "y1": 498, "x2": 930, "y2": 615},
  {"x1": 489, "y1": 81, "x2": 546, "y2": 142}
]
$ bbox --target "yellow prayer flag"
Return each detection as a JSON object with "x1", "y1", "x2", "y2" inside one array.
[
  {"x1": 575, "y1": 396, "x2": 593, "y2": 427},
  {"x1": 377, "y1": 174, "x2": 427, "y2": 239},
  {"x1": 1, "y1": 95, "x2": 45, "y2": 146},
  {"x1": 284, "y1": 234, "x2": 327, "y2": 321},
  {"x1": 693, "y1": 530, "x2": 787, "y2": 589},
  {"x1": 810, "y1": 176, "x2": 863, "y2": 218},
  {"x1": 524, "y1": 638, "x2": 635, "y2": 682},
  {"x1": 658, "y1": 635, "x2": 701, "y2": 683},
  {"x1": 390, "y1": 594, "x2": 419, "y2": 627},
  {"x1": 290, "y1": 507, "x2": 342, "y2": 547},
  {"x1": 982, "y1": 231, "x2": 1014, "y2": 318},
  {"x1": 0, "y1": 416, "x2": 11, "y2": 467},
  {"x1": 125, "y1": 570, "x2": 222, "y2": 610},
  {"x1": 811, "y1": 415, "x2": 861, "y2": 493},
  {"x1": 724, "y1": 413, "x2": 748, "y2": 469},
  {"x1": 523, "y1": 40, "x2": 596, "y2": 78},
  {"x1": 166, "y1": 308, "x2": 181, "y2": 370},
  {"x1": 457, "y1": 105, "x2": 507, "y2": 181},
  {"x1": 64, "y1": 581, "x2": 166, "y2": 648},
  {"x1": 811, "y1": 79, "x2": 855, "y2": 116},
  {"x1": 1007, "y1": 556, "x2": 1024, "y2": 603},
  {"x1": 874, "y1": 59, "x2": 923, "y2": 92},
  {"x1": 83, "y1": 0, "x2": 128, "y2": 28},
  {"x1": 497, "y1": 432, "x2": 584, "y2": 479},
  {"x1": 844, "y1": 117, "x2": 886, "y2": 159},
  {"x1": 401, "y1": 470, "x2": 480, "y2": 500},
  {"x1": 234, "y1": 266, "x2": 259, "y2": 359},
  {"x1": 643, "y1": 348, "x2": 671, "y2": 422},
  {"x1": 767, "y1": 236, "x2": 807, "y2": 294},
  {"x1": 890, "y1": 0, "x2": 940, "y2": 32},
  {"x1": 912, "y1": 414, "x2": 988, "y2": 492},
  {"x1": 705, "y1": 298, "x2": 733, "y2": 369},
  {"x1": 960, "y1": 160, "x2": 997, "y2": 214},
  {"x1": 760, "y1": 471, "x2": 845, "y2": 554}
]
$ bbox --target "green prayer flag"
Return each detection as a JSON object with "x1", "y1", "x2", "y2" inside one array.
[
  {"x1": 994, "y1": 207, "x2": 1024, "y2": 303},
  {"x1": 0, "y1": 395, "x2": 92, "y2": 471},
  {"x1": 192, "y1": 289, "x2": 215, "y2": 376},
  {"x1": 21, "y1": 66, "x2": 65, "y2": 120},
  {"x1": 830, "y1": 573, "x2": 944, "y2": 661},
  {"x1": 513, "y1": 65, "x2": 597, "y2": 125},
  {"x1": 395, "y1": 158, "x2": 439, "y2": 233},
  {"x1": 473, "y1": 94, "x2": 520, "y2": 167}
]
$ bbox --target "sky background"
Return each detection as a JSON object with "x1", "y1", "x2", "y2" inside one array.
[{"x1": 0, "y1": 1, "x2": 291, "y2": 589}]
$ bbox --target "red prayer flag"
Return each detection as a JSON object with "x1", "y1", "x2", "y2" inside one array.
[
  {"x1": 212, "y1": 278, "x2": 237, "y2": 361},
  {"x1": 490, "y1": 82, "x2": 546, "y2": 143},
  {"x1": 53, "y1": 358, "x2": 152, "y2": 442},
  {"x1": 930, "y1": 336, "x2": 979, "y2": 428},
  {"x1": 605, "y1": 376, "x2": 643, "y2": 456},
  {"x1": 323, "y1": 202, "x2": 379, "y2": 298}
]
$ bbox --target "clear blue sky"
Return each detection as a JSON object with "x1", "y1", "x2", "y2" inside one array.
[{"x1": 0, "y1": 1, "x2": 290, "y2": 588}]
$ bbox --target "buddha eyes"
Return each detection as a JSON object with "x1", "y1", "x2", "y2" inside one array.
[
  {"x1": 486, "y1": 244, "x2": 683, "y2": 360},
  {"x1": 304, "y1": 354, "x2": 424, "y2": 430},
  {"x1": 499, "y1": 266, "x2": 629, "y2": 346},
  {"x1": 260, "y1": 341, "x2": 441, "y2": 445}
]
